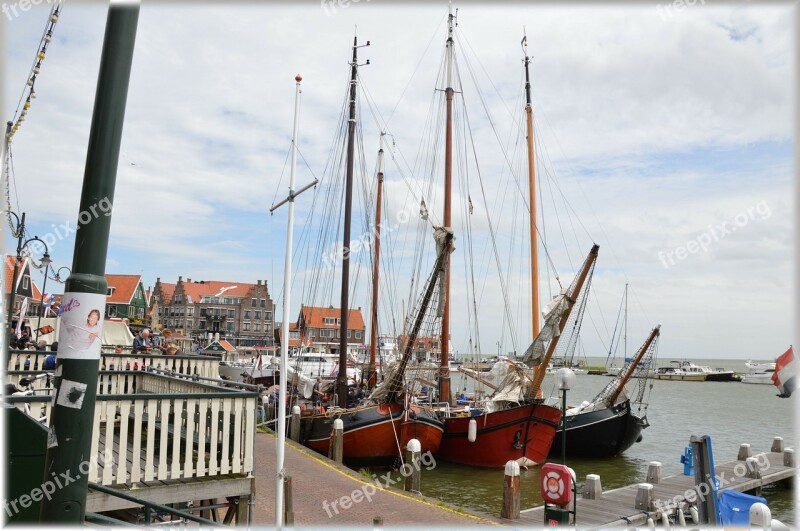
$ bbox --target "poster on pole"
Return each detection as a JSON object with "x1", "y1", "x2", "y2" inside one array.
[{"x1": 56, "y1": 292, "x2": 106, "y2": 360}]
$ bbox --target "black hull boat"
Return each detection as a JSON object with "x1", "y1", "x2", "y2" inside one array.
[{"x1": 549, "y1": 400, "x2": 646, "y2": 458}]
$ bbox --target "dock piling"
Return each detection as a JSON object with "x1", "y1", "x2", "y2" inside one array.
[
  {"x1": 783, "y1": 448, "x2": 795, "y2": 467},
  {"x1": 500, "y1": 460, "x2": 521, "y2": 519},
  {"x1": 582, "y1": 474, "x2": 602, "y2": 499},
  {"x1": 290, "y1": 405, "x2": 301, "y2": 442},
  {"x1": 331, "y1": 418, "x2": 344, "y2": 463},
  {"x1": 737, "y1": 443, "x2": 752, "y2": 461},
  {"x1": 404, "y1": 439, "x2": 421, "y2": 494},
  {"x1": 634, "y1": 483, "x2": 654, "y2": 511},
  {"x1": 771, "y1": 437, "x2": 784, "y2": 453},
  {"x1": 646, "y1": 461, "x2": 662, "y2": 484},
  {"x1": 746, "y1": 457, "x2": 762, "y2": 496}
]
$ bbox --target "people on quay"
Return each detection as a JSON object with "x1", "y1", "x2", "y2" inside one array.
[
  {"x1": 114, "y1": 344, "x2": 124, "y2": 354},
  {"x1": 43, "y1": 344, "x2": 57, "y2": 370},
  {"x1": 132, "y1": 329, "x2": 152, "y2": 353},
  {"x1": 312, "y1": 377, "x2": 323, "y2": 406},
  {"x1": 35, "y1": 339, "x2": 47, "y2": 351}
]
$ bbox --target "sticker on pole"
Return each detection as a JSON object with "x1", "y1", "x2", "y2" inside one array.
[{"x1": 56, "y1": 292, "x2": 106, "y2": 360}]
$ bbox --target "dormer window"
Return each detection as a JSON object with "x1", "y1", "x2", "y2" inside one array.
[{"x1": 107, "y1": 287, "x2": 116, "y2": 296}]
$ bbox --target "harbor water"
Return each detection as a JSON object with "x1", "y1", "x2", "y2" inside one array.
[{"x1": 416, "y1": 358, "x2": 796, "y2": 524}]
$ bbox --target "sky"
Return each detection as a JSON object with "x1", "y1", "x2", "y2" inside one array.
[{"x1": 1, "y1": 1, "x2": 795, "y2": 361}]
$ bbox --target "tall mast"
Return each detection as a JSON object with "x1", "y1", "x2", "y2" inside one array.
[
  {"x1": 624, "y1": 283, "x2": 628, "y2": 360},
  {"x1": 337, "y1": 36, "x2": 368, "y2": 406},
  {"x1": 523, "y1": 33, "x2": 541, "y2": 339},
  {"x1": 367, "y1": 134, "x2": 385, "y2": 388},
  {"x1": 529, "y1": 245, "x2": 599, "y2": 397},
  {"x1": 275, "y1": 73, "x2": 302, "y2": 529},
  {"x1": 439, "y1": 4, "x2": 456, "y2": 405},
  {"x1": 607, "y1": 324, "x2": 660, "y2": 406}
]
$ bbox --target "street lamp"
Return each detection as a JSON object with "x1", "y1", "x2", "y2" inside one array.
[
  {"x1": 49, "y1": 265, "x2": 71, "y2": 284},
  {"x1": 5, "y1": 211, "x2": 26, "y2": 344},
  {"x1": 21, "y1": 236, "x2": 53, "y2": 342},
  {"x1": 555, "y1": 367, "x2": 576, "y2": 465}
]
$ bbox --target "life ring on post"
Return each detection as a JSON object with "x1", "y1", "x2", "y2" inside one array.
[{"x1": 540, "y1": 463, "x2": 572, "y2": 507}]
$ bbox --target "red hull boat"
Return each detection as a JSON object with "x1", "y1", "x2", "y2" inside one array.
[
  {"x1": 437, "y1": 402, "x2": 561, "y2": 467},
  {"x1": 302, "y1": 402, "x2": 444, "y2": 465}
]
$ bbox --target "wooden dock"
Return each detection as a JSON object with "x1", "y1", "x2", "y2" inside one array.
[{"x1": 518, "y1": 440, "x2": 795, "y2": 527}]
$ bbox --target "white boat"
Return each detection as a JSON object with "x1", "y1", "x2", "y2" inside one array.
[
  {"x1": 654, "y1": 360, "x2": 737, "y2": 382},
  {"x1": 741, "y1": 360, "x2": 776, "y2": 385}
]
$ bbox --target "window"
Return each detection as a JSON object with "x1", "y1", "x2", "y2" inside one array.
[
  {"x1": 255, "y1": 311, "x2": 261, "y2": 320},
  {"x1": 213, "y1": 308, "x2": 221, "y2": 317},
  {"x1": 260, "y1": 299, "x2": 266, "y2": 308},
  {"x1": 265, "y1": 311, "x2": 272, "y2": 321},
  {"x1": 243, "y1": 322, "x2": 250, "y2": 331},
  {"x1": 199, "y1": 321, "x2": 206, "y2": 330},
  {"x1": 107, "y1": 305, "x2": 117, "y2": 317},
  {"x1": 432, "y1": 342, "x2": 439, "y2": 349},
  {"x1": 251, "y1": 298, "x2": 257, "y2": 307},
  {"x1": 244, "y1": 310, "x2": 250, "y2": 319},
  {"x1": 309, "y1": 328, "x2": 316, "y2": 337},
  {"x1": 226, "y1": 322, "x2": 233, "y2": 332},
  {"x1": 289, "y1": 331, "x2": 299, "y2": 339},
  {"x1": 22, "y1": 276, "x2": 29, "y2": 290},
  {"x1": 138, "y1": 308, "x2": 144, "y2": 319},
  {"x1": 106, "y1": 287, "x2": 116, "y2": 296},
  {"x1": 228, "y1": 309, "x2": 235, "y2": 318},
  {"x1": 324, "y1": 317, "x2": 335, "y2": 325},
  {"x1": 187, "y1": 307, "x2": 194, "y2": 316},
  {"x1": 355, "y1": 330, "x2": 362, "y2": 340},
  {"x1": 320, "y1": 329, "x2": 332, "y2": 338},
  {"x1": 418, "y1": 342, "x2": 425, "y2": 348},
  {"x1": 347, "y1": 330, "x2": 352, "y2": 339},
  {"x1": 175, "y1": 294, "x2": 182, "y2": 304},
  {"x1": 186, "y1": 318, "x2": 193, "y2": 328},
  {"x1": 254, "y1": 322, "x2": 261, "y2": 332}
]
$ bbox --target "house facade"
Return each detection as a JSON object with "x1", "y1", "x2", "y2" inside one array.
[
  {"x1": 104, "y1": 274, "x2": 149, "y2": 326},
  {"x1": 150, "y1": 277, "x2": 275, "y2": 347},
  {"x1": 290, "y1": 305, "x2": 366, "y2": 356},
  {"x1": 4, "y1": 255, "x2": 43, "y2": 320}
]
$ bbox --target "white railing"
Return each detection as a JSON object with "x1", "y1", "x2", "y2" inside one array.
[
  {"x1": 6, "y1": 371, "x2": 257, "y2": 487},
  {"x1": 88, "y1": 394, "x2": 256, "y2": 486},
  {"x1": 7, "y1": 350, "x2": 221, "y2": 380}
]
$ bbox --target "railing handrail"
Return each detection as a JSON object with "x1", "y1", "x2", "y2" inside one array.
[
  {"x1": 87, "y1": 482, "x2": 222, "y2": 526},
  {"x1": 144, "y1": 366, "x2": 264, "y2": 392}
]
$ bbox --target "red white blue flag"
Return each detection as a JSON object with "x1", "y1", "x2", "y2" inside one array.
[{"x1": 772, "y1": 346, "x2": 797, "y2": 398}]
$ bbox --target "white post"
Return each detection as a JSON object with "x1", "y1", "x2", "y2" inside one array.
[
  {"x1": 404, "y1": 439, "x2": 421, "y2": 493},
  {"x1": 634, "y1": 483, "x2": 654, "y2": 511},
  {"x1": 646, "y1": 461, "x2": 662, "y2": 484},
  {"x1": 276, "y1": 74, "x2": 303, "y2": 529},
  {"x1": 737, "y1": 443, "x2": 752, "y2": 460},
  {"x1": 772, "y1": 436, "x2": 784, "y2": 453},
  {"x1": 583, "y1": 474, "x2": 602, "y2": 499},
  {"x1": 749, "y1": 502, "x2": 771, "y2": 528}
]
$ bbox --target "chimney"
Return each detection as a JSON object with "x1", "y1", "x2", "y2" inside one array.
[
  {"x1": 257, "y1": 280, "x2": 261, "y2": 286},
  {"x1": 178, "y1": 276, "x2": 183, "y2": 282},
  {"x1": 187, "y1": 278, "x2": 191, "y2": 283},
  {"x1": 156, "y1": 277, "x2": 160, "y2": 283}
]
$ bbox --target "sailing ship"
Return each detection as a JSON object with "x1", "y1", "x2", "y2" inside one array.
[
  {"x1": 550, "y1": 325, "x2": 661, "y2": 457},
  {"x1": 298, "y1": 37, "x2": 445, "y2": 465}
]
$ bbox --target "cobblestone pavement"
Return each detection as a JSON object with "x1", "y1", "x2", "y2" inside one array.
[{"x1": 252, "y1": 431, "x2": 502, "y2": 528}]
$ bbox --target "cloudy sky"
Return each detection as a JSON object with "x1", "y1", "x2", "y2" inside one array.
[{"x1": 2, "y1": 1, "x2": 795, "y2": 360}]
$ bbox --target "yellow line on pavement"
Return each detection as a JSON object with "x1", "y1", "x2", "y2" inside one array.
[{"x1": 263, "y1": 432, "x2": 496, "y2": 523}]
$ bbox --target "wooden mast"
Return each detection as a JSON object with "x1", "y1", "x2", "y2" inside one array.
[
  {"x1": 439, "y1": 5, "x2": 455, "y2": 405},
  {"x1": 337, "y1": 36, "x2": 367, "y2": 407},
  {"x1": 529, "y1": 244, "x2": 599, "y2": 398},
  {"x1": 523, "y1": 34, "x2": 541, "y2": 339},
  {"x1": 607, "y1": 324, "x2": 660, "y2": 406},
  {"x1": 367, "y1": 134, "x2": 385, "y2": 388}
]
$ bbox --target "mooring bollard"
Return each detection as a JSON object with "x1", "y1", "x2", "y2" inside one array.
[
  {"x1": 404, "y1": 439, "x2": 421, "y2": 493},
  {"x1": 634, "y1": 483, "x2": 654, "y2": 511},
  {"x1": 331, "y1": 418, "x2": 344, "y2": 463},
  {"x1": 583, "y1": 474, "x2": 602, "y2": 499},
  {"x1": 646, "y1": 461, "x2": 662, "y2": 484},
  {"x1": 746, "y1": 457, "x2": 762, "y2": 496},
  {"x1": 290, "y1": 405, "x2": 301, "y2": 442},
  {"x1": 784, "y1": 448, "x2": 795, "y2": 467},
  {"x1": 284, "y1": 475, "x2": 294, "y2": 525},
  {"x1": 738, "y1": 443, "x2": 752, "y2": 461},
  {"x1": 501, "y1": 460, "x2": 521, "y2": 519},
  {"x1": 749, "y1": 502, "x2": 771, "y2": 528},
  {"x1": 772, "y1": 436, "x2": 785, "y2": 453}
]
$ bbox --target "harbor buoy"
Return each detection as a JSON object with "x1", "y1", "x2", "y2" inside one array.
[{"x1": 468, "y1": 418, "x2": 477, "y2": 442}]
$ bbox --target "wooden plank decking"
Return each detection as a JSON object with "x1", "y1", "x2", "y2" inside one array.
[{"x1": 518, "y1": 449, "x2": 795, "y2": 527}]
